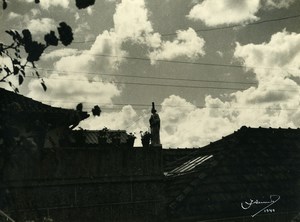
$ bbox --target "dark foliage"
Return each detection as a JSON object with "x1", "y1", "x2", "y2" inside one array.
[
  {"x1": 1, "y1": 26, "x2": 74, "y2": 92},
  {"x1": 1, "y1": 0, "x2": 95, "y2": 92},
  {"x1": 44, "y1": 31, "x2": 59, "y2": 46},
  {"x1": 57, "y1": 22, "x2": 73, "y2": 46},
  {"x1": 75, "y1": 0, "x2": 95, "y2": 9},
  {"x1": 1, "y1": 0, "x2": 100, "y2": 116},
  {"x1": 2, "y1": 0, "x2": 7, "y2": 9},
  {"x1": 92, "y1": 105, "x2": 101, "y2": 116}
]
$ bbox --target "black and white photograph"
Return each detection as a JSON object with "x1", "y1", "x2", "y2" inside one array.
[{"x1": 0, "y1": 0, "x2": 300, "y2": 221}]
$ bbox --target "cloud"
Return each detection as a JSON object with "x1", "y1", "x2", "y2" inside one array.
[
  {"x1": 26, "y1": 18, "x2": 56, "y2": 35},
  {"x1": 55, "y1": 30, "x2": 127, "y2": 75},
  {"x1": 79, "y1": 105, "x2": 139, "y2": 130},
  {"x1": 112, "y1": 0, "x2": 204, "y2": 62},
  {"x1": 27, "y1": 20, "x2": 131, "y2": 110},
  {"x1": 149, "y1": 28, "x2": 205, "y2": 63},
  {"x1": 234, "y1": 30, "x2": 300, "y2": 82},
  {"x1": 42, "y1": 48, "x2": 79, "y2": 60},
  {"x1": 263, "y1": 0, "x2": 296, "y2": 9},
  {"x1": 157, "y1": 95, "x2": 236, "y2": 148},
  {"x1": 24, "y1": 0, "x2": 70, "y2": 10},
  {"x1": 113, "y1": 0, "x2": 161, "y2": 48},
  {"x1": 142, "y1": 30, "x2": 300, "y2": 148},
  {"x1": 27, "y1": 30, "x2": 125, "y2": 110},
  {"x1": 8, "y1": 12, "x2": 22, "y2": 20},
  {"x1": 187, "y1": 0, "x2": 260, "y2": 26},
  {"x1": 27, "y1": 74, "x2": 121, "y2": 109}
]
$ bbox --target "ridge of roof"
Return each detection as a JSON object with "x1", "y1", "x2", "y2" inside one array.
[
  {"x1": 166, "y1": 126, "x2": 300, "y2": 220},
  {"x1": 0, "y1": 87, "x2": 75, "y2": 113}
]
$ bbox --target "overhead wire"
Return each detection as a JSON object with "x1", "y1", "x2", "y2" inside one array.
[
  {"x1": 25, "y1": 73, "x2": 300, "y2": 92},
  {"x1": 14, "y1": 14, "x2": 300, "y2": 113},
  {"x1": 31, "y1": 67, "x2": 257, "y2": 85},
  {"x1": 26, "y1": 76, "x2": 249, "y2": 91},
  {"x1": 72, "y1": 14, "x2": 300, "y2": 43},
  {"x1": 37, "y1": 100, "x2": 300, "y2": 112}
]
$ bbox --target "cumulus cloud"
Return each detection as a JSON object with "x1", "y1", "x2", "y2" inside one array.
[
  {"x1": 26, "y1": 18, "x2": 56, "y2": 35},
  {"x1": 55, "y1": 30, "x2": 127, "y2": 74},
  {"x1": 26, "y1": 30, "x2": 126, "y2": 109},
  {"x1": 187, "y1": 0, "x2": 296, "y2": 27},
  {"x1": 234, "y1": 30, "x2": 300, "y2": 81},
  {"x1": 188, "y1": 0, "x2": 260, "y2": 26},
  {"x1": 142, "y1": 30, "x2": 300, "y2": 148},
  {"x1": 71, "y1": 29, "x2": 300, "y2": 149},
  {"x1": 112, "y1": 0, "x2": 204, "y2": 62},
  {"x1": 113, "y1": 0, "x2": 161, "y2": 48},
  {"x1": 27, "y1": 74, "x2": 121, "y2": 109},
  {"x1": 79, "y1": 105, "x2": 139, "y2": 130},
  {"x1": 149, "y1": 28, "x2": 205, "y2": 63},
  {"x1": 150, "y1": 95, "x2": 235, "y2": 148}
]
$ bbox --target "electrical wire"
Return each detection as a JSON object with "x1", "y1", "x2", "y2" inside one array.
[
  {"x1": 72, "y1": 14, "x2": 300, "y2": 43},
  {"x1": 31, "y1": 67, "x2": 257, "y2": 85}
]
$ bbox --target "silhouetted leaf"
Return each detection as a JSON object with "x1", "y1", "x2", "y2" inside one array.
[
  {"x1": 3, "y1": 0, "x2": 7, "y2": 10},
  {"x1": 13, "y1": 66, "x2": 19, "y2": 75},
  {"x1": 76, "y1": 103, "x2": 83, "y2": 111},
  {"x1": 18, "y1": 75, "x2": 23, "y2": 85},
  {"x1": 5, "y1": 30, "x2": 14, "y2": 36},
  {"x1": 44, "y1": 31, "x2": 58, "y2": 46},
  {"x1": 4, "y1": 66, "x2": 11, "y2": 74},
  {"x1": 14, "y1": 88, "x2": 19, "y2": 93},
  {"x1": 57, "y1": 22, "x2": 73, "y2": 46},
  {"x1": 22, "y1": 29, "x2": 33, "y2": 53},
  {"x1": 13, "y1": 59, "x2": 20, "y2": 65},
  {"x1": 92, "y1": 105, "x2": 101, "y2": 116},
  {"x1": 26, "y1": 41, "x2": 45, "y2": 62},
  {"x1": 75, "y1": 0, "x2": 95, "y2": 9},
  {"x1": 13, "y1": 31, "x2": 22, "y2": 42},
  {"x1": 41, "y1": 81, "x2": 47, "y2": 91},
  {"x1": 35, "y1": 0, "x2": 40, "y2": 3}
]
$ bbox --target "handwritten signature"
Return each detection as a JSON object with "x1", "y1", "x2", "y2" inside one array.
[{"x1": 241, "y1": 195, "x2": 280, "y2": 217}]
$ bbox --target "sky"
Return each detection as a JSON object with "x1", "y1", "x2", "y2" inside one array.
[{"x1": 1, "y1": 0, "x2": 300, "y2": 148}]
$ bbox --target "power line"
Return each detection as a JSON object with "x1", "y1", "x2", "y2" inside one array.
[
  {"x1": 26, "y1": 74, "x2": 300, "y2": 92},
  {"x1": 39, "y1": 50, "x2": 299, "y2": 72},
  {"x1": 167, "y1": 14, "x2": 300, "y2": 35},
  {"x1": 44, "y1": 52, "x2": 300, "y2": 71},
  {"x1": 30, "y1": 76, "x2": 247, "y2": 91},
  {"x1": 71, "y1": 14, "x2": 300, "y2": 43},
  {"x1": 37, "y1": 100, "x2": 300, "y2": 112},
  {"x1": 33, "y1": 67, "x2": 257, "y2": 85}
]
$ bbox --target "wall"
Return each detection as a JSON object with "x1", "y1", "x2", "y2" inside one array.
[{"x1": 0, "y1": 146, "x2": 164, "y2": 222}]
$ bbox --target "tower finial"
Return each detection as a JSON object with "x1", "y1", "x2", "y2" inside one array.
[{"x1": 151, "y1": 102, "x2": 156, "y2": 113}]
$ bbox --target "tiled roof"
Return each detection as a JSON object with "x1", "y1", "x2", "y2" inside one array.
[
  {"x1": 0, "y1": 88, "x2": 72, "y2": 114},
  {"x1": 166, "y1": 126, "x2": 300, "y2": 221},
  {"x1": 163, "y1": 148, "x2": 201, "y2": 171}
]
